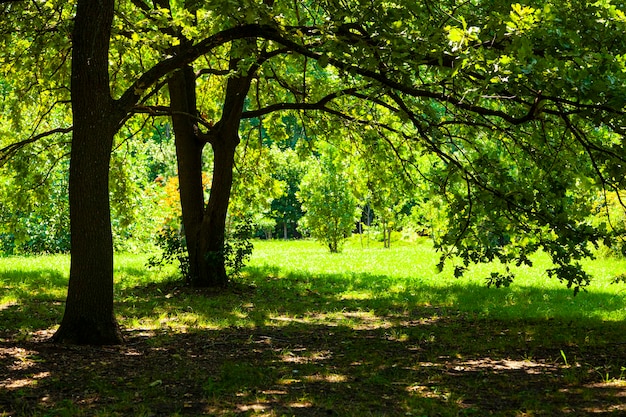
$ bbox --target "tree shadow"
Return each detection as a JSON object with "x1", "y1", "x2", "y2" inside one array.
[
  {"x1": 128, "y1": 264, "x2": 626, "y2": 327},
  {"x1": 0, "y1": 269, "x2": 67, "y2": 299},
  {"x1": 0, "y1": 269, "x2": 66, "y2": 337},
  {"x1": 2, "y1": 264, "x2": 626, "y2": 416}
]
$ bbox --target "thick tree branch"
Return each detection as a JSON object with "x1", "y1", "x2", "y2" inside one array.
[
  {"x1": 388, "y1": 90, "x2": 558, "y2": 229},
  {"x1": 131, "y1": 105, "x2": 215, "y2": 131},
  {"x1": 0, "y1": 127, "x2": 72, "y2": 166},
  {"x1": 115, "y1": 21, "x2": 624, "y2": 135},
  {"x1": 242, "y1": 86, "x2": 372, "y2": 119},
  {"x1": 117, "y1": 24, "x2": 281, "y2": 111}
]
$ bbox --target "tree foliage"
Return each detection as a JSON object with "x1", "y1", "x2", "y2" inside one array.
[{"x1": 298, "y1": 146, "x2": 359, "y2": 253}]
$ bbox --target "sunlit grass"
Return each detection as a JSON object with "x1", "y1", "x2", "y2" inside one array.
[
  {"x1": 0, "y1": 254, "x2": 69, "y2": 304},
  {"x1": 246, "y1": 237, "x2": 626, "y2": 322},
  {"x1": 1, "y1": 238, "x2": 625, "y2": 337}
]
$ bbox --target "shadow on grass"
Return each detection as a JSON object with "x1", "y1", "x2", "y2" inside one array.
[
  {"x1": 0, "y1": 270, "x2": 67, "y2": 336},
  {"x1": 1, "y1": 264, "x2": 626, "y2": 416},
  {"x1": 0, "y1": 269, "x2": 67, "y2": 300},
  {"x1": 114, "y1": 264, "x2": 626, "y2": 329}
]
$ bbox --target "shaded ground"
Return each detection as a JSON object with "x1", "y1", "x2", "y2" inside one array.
[{"x1": 2, "y1": 307, "x2": 626, "y2": 416}]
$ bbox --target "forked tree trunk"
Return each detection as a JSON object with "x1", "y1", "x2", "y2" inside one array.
[
  {"x1": 169, "y1": 55, "x2": 251, "y2": 287},
  {"x1": 51, "y1": 0, "x2": 123, "y2": 345}
]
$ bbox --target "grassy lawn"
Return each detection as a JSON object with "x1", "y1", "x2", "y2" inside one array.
[{"x1": 1, "y1": 238, "x2": 626, "y2": 416}]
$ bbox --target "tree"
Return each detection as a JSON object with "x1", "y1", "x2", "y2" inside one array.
[
  {"x1": 297, "y1": 147, "x2": 359, "y2": 253},
  {"x1": 269, "y1": 146, "x2": 306, "y2": 239},
  {"x1": 51, "y1": 0, "x2": 124, "y2": 344},
  {"x1": 2, "y1": 1, "x2": 352, "y2": 341},
  {"x1": 145, "y1": 0, "x2": 375, "y2": 284},
  {"x1": 0, "y1": 0, "x2": 282, "y2": 342},
  {"x1": 287, "y1": 0, "x2": 626, "y2": 291},
  {"x1": 169, "y1": 43, "x2": 259, "y2": 286}
]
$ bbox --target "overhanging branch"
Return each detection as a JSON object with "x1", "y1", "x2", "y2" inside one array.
[
  {"x1": 242, "y1": 86, "x2": 374, "y2": 119},
  {"x1": 0, "y1": 126, "x2": 73, "y2": 166}
]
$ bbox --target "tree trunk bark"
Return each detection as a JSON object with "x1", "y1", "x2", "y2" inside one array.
[
  {"x1": 51, "y1": 0, "x2": 123, "y2": 345},
  {"x1": 194, "y1": 132, "x2": 238, "y2": 287},
  {"x1": 168, "y1": 66, "x2": 206, "y2": 283},
  {"x1": 192, "y1": 58, "x2": 253, "y2": 286}
]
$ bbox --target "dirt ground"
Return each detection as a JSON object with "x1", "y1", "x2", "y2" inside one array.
[{"x1": 2, "y1": 314, "x2": 626, "y2": 416}]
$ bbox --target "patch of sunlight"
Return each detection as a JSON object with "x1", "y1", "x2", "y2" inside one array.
[
  {"x1": 0, "y1": 254, "x2": 69, "y2": 272},
  {"x1": 451, "y1": 358, "x2": 558, "y2": 374},
  {"x1": 3, "y1": 372, "x2": 50, "y2": 390},
  {"x1": 0, "y1": 300, "x2": 17, "y2": 311},
  {"x1": 230, "y1": 306, "x2": 249, "y2": 319},
  {"x1": 123, "y1": 308, "x2": 261, "y2": 331},
  {"x1": 277, "y1": 377, "x2": 301, "y2": 385},
  {"x1": 339, "y1": 291, "x2": 374, "y2": 300},
  {"x1": 338, "y1": 311, "x2": 394, "y2": 330},
  {"x1": 303, "y1": 373, "x2": 348, "y2": 383},
  {"x1": 281, "y1": 350, "x2": 332, "y2": 364},
  {"x1": 287, "y1": 400, "x2": 313, "y2": 408},
  {"x1": 386, "y1": 329, "x2": 410, "y2": 342},
  {"x1": 589, "y1": 309, "x2": 626, "y2": 322},
  {"x1": 269, "y1": 315, "x2": 309, "y2": 326},
  {"x1": 579, "y1": 382, "x2": 626, "y2": 413},
  {"x1": 407, "y1": 384, "x2": 448, "y2": 400},
  {"x1": 584, "y1": 381, "x2": 626, "y2": 389},
  {"x1": 266, "y1": 309, "x2": 398, "y2": 330},
  {"x1": 261, "y1": 389, "x2": 288, "y2": 395},
  {"x1": 236, "y1": 404, "x2": 269, "y2": 413}
]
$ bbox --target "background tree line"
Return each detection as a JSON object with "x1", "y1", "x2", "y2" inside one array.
[{"x1": 0, "y1": 117, "x2": 431, "y2": 255}]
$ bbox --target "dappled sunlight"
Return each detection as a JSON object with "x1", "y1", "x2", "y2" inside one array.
[
  {"x1": 406, "y1": 383, "x2": 448, "y2": 400},
  {"x1": 445, "y1": 358, "x2": 559, "y2": 374},
  {"x1": 561, "y1": 382, "x2": 626, "y2": 414},
  {"x1": 0, "y1": 270, "x2": 68, "y2": 303},
  {"x1": 280, "y1": 348, "x2": 332, "y2": 364},
  {"x1": 1, "y1": 346, "x2": 40, "y2": 391},
  {"x1": 2, "y1": 316, "x2": 626, "y2": 416},
  {"x1": 286, "y1": 400, "x2": 313, "y2": 409},
  {"x1": 303, "y1": 373, "x2": 348, "y2": 383},
  {"x1": 266, "y1": 309, "x2": 422, "y2": 331},
  {"x1": 3, "y1": 248, "x2": 626, "y2": 415},
  {"x1": 0, "y1": 300, "x2": 17, "y2": 311},
  {"x1": 4, "y1": 371, "x2": 50, "y2": 390},
  {"x1": 248, "y1": 240, "x2": 626, "y2": 320},
  {"x1": 235, "y1": 403, "x2": 272, "y2": 413}
]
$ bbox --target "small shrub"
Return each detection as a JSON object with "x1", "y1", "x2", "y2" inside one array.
[
  {"x1": 223, "y1": 216, "x2": 254, "y2": 278},
  {"x1": 148, "y1": 216, "x2": 254, "y2": 282},
  {"x1": 147, "y1": 224, "x2": 190, "y2": 280},
  {"x1": 297, "y1": 150, "x2": 358, "y2": 253}
]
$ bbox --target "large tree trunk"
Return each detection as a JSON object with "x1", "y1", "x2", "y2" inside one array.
[
  {"x1": 168, "y1": 66, "x2": 237, "y2": 287},
  {"x1": 51, "y1": 0, "x2": 123, "y2": 345},
  {"x1": 169, "y1": 48, "x2": 253, "y2": 287},
  {"x1": 193, "y1": 57, "x2": 253, "y2": 287}
]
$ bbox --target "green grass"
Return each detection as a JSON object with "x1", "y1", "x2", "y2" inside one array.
[
  {"x1": 246, "y1": 237, "x2": 626, "y2": 322},
  {"x1": 1, "y1": 239, "x2": 626, "y2": 416}
]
